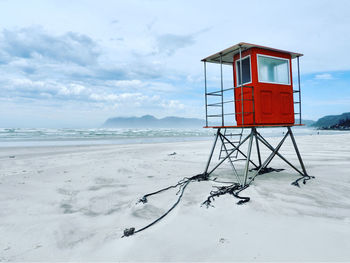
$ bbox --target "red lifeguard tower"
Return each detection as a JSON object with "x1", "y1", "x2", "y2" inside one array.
[
  {"x1": 122, "y1": 43, "x2": 315, "y2": 237},
  {"x1": 201, "y1": 42, "x2": 313, "y2": 187}
]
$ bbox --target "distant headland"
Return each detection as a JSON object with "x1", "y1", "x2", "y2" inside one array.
[
  {"x1": 312, "y1": 112, "x2": 350, "y2": 130},
  {"x1": 102, "y1": 115, "x2": 319, "y2": 129}
]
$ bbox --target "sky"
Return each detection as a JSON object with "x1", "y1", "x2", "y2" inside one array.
[{"x1": 0, "y1": 0, "x2": 350, "y2": 128}]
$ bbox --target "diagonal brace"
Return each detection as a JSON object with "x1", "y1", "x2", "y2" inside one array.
[
  {"x1": 220, "y1": 133, "x2": 259, "y2": 168},
  {"x1": 256, "y1": 132, "x2": 306, "y2": 177},
  {"x1": 219, "y1": 133, "x2": 242, "y2": 185},
  {"x1": 247, "y1": 130, "x2": 290, "y2": 185},
  {"x1": 206, "y1": 131, "x2": 251, "y2": 176}
]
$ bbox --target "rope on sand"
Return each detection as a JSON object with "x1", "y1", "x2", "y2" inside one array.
[{"x1": 122, "y1": 173, "x2": 249, "y2": 237}]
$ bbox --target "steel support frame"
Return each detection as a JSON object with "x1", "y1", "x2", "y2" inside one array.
[{"x1": 203, "y1": 127, "x2": 311, "y2": 187}]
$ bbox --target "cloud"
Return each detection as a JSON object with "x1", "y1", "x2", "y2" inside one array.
[
  {"x1": 0, "y1": 27, "x2": 170, "y2": 91},
  {"x1": 0, "y1": 78, "x2": 86, "y2": 100},
  {"x1": 1, "y1": 27, "x2": 100, "y2": 66},
  {"x1": 154, "y1": 33, "x2": 196, "y2": 55},
  {"x1": 162, "y1": 100, "x2": 185, "y2": 109},
  {"x1": 58, "y1": 84, "x2": 85, "y2": 96},
  {"x1": 107, "y1": 79, "x2": 142, "y2": 88},
  {"x1": 89, "y1": 92, "x2": 138, "y2": 102},
  {"x1": 0, "y1": 74, "x2": 181, "y2": 115},
  {"x1": 0, "y1": 49, "x2": 10, "y2": 64},
  {"x1": 0, "y1": 25, "x2": 201, "y2": 126},
  {"x1": 314, "y1": 73, "x2": 333, "y2": 80}
]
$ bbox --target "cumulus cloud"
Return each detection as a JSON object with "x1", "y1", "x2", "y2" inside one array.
[
  {"x1": 314, "y1": 73, "x2": 333, "y2": 80},
  {"x1": 106, "y1": 79, "x2": 142, "y2": 88},
  {"x1": 0, "y1": 27, "x2": 172, "y2": 97},
  {"x1": 0, "y1": 74, "x2": 180, "y2": 114},
  {"x1": 1, "y1": 27, "x2": 100, "y2": 66},
  {"x1": 161, "y1": 100, "x2": 185, "y2": 109},
  {"x1": 0, "y1": 26, "x2": 197, "y2": 127},
  {"x1": 89, "y1": 92, "x2": 137, "y2": 102},
  {"x1": 0, "y1": 78, "x2": 86, "y2": 100},
  {"x1": 154, "y1": 33, "x2": 195, "y2": 55},
  {"x1": 58, "y1": 84, "x2": 85, "y2": 96},
  {"x1": 152, "y1": 27, "x2": 210, "y2": 56}
]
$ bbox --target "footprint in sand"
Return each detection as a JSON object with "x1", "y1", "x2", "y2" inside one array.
[
  {"x1": 55, "y1": 221, "x2": 95, "y2": 249},
  {"x1": 132, "y1": 204, "x2": 165, "y2": 220}
]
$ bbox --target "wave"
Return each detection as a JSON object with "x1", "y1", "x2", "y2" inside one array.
[{"x1": 0, "y1": 127, "x2": 346, "y2": 147}]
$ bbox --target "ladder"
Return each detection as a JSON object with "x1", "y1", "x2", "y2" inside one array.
[
  {"x1": 219, "y1": 128, "x2": 243, "y2": 161},
  {"x1": 218, "y1": 128, "x2": 245, "y2": 185}
]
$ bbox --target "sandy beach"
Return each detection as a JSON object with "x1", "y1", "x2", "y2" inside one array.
[{"x1": 1, "y1": 132, "x2": 350, "y2": 261}]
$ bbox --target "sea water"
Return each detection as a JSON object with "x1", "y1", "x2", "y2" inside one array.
[{"x1": 0, "y1": 127, "x2": 347, "y2": 147}]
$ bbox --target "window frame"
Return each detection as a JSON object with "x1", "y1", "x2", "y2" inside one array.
[
  {"x1": 257, "y1": 54, "x2": 291, "y2": 85},
  {"x1": 235, "y1": 55, "x2": 252, "y2": 86}
]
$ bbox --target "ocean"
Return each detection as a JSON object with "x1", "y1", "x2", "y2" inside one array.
[{"x1": 0, "y1": 127, "x2": 347, "y2": 147}]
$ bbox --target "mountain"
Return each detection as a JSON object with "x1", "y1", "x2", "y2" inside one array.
[
  {"x1": 312, "y1": 112, "x2": 350, "y2": 129},
  {"x1": 103, "y1": 115, "x2": 205, "y2": 128},
  {"x1": 326, "y1": 118, "x2": 350, "y2": 130},
  {"x1": 103, "y1": 115, "x2": 317, "y2": 128}
]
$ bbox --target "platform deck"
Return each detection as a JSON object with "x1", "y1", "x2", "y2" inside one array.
[{"x1": 204, "y1": 124, "x2": 305, "y2": 128}]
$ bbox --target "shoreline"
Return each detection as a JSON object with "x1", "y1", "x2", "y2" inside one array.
[
  {"x1": 0, "y1": 135, "x2": 214, "y2": 148},
  {"x1": 1, "y1": 127, "x2": 350, "y2": 148}
]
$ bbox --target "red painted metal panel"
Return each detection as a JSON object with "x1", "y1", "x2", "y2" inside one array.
[
  {"x1": 234, "y1": 87, "x2": 254, "y2": 124},
  {"x1": 233, "y1": 47, "x2": 295, "y2": 125}
]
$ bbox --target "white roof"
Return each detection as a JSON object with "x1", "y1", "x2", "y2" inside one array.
[{"x1": 201, "y1": 42, "x2": 303, "y2": 65}]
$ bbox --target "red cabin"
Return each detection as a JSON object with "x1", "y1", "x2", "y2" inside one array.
[
  {"x1": 202, "y1": 43, "x2": 303, "y2": 127},
  {"x1": 200, "y1": 43, "x2": 312, "y2": 190}
]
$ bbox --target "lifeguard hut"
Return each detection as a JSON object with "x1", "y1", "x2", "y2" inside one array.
[
  {"x1": 201, "y1": 42, "x2": 313, "y2": 187},
  {"x1": 122, "y1": 43, "x2": 315, "y2": 237}
]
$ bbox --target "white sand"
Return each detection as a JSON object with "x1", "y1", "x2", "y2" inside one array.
[{"x1": 1, "y1": 132, "x2": 350, "y2": 261}]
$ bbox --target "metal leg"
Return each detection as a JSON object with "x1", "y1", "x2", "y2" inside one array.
[
  {"x1": 220, "y1": 133, "x2": 259, "y2": 168},
  {"x1": 219, "y1": 133, "x2": 242, "y2": 185},
  {"x1": 243, "y1": 129, "x2": 254, "y2": 186},
  {"x1": 254, "y1": 128, "x2": 262, "y2": 167},
  {"x1": 288, "y1": 127, "x2": 308, "y2": 176},
  {"x1": 204, "y1": 128, "x2": 220, "y2": 174},
  {"x1": 256, "y1": 131, "x2": 305, "y2": 177},
  {"x1": 247, "y1": 130, "x2": 290, "y2": 185},
  {"x1": 204, "y1": 127, "x2": 311, "y2": 188},
  {"x1": 259, "y1": 129, "x2": 290, "y2": 169},
  {"x1": 207, "y1": 132, "x2": 251, "y2": 176}
]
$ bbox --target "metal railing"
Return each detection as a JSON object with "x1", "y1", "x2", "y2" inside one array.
[
  {"x1": 294, "y1": 56, "x2": 302, "y2": 124},
  {"x1": 204, "y1": 45, "x2": 256, "y2": 127},
  {"x1": 204, "y1": 84, "x2": 255, "y2": 127},
  {"x1": 203, "y1": 51, "x2": 302, "y2": 127}
]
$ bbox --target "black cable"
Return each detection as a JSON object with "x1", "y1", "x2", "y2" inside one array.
[
  {"x1": 122, "y1": 173, "x2": 209, "y2": 237},
  {"x1": 123, "y1": 181, "x2": 190, "y2": 237},
  {"x1": 137, "y1": 178, "x2": 188, "y2": 204},
  {"x1": 291, "y1": 174, "x2": 315, "y2": 187},
  {"x1": 123, "y1": 167, "x2": 312, "y2": 237}
]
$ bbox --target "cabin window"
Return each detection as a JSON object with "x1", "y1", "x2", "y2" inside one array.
[
  {"x1": 257, "y1": 55, "x2": 290, "y2": 84},
  {"x1": 236, "y1": 56, "x2": 251, "y2": 86}
]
